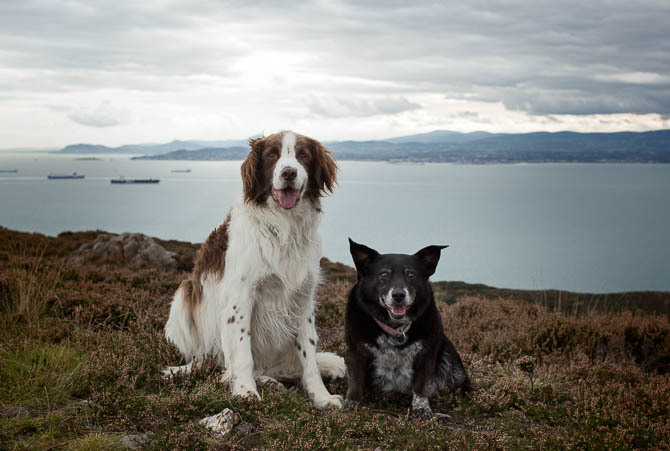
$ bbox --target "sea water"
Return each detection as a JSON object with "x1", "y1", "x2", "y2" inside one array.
[{"x1": 1, "y1": 151, "x2": 669, "y2": 293}]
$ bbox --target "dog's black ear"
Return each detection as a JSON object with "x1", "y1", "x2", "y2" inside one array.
[
  {"x1": 414, "y1": 245, "x2": 448, "y2": 277},
  {"x1": 349, "y1": 238, "x2": 379, "y2": 275}
]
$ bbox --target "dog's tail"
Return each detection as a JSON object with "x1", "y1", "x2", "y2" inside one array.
[
  {"x1": 316, "y1": 352, "x2": 347, "y2": 380},
  {"x1": 164, "y1": 281, "x2": 201, "y2": 361}
]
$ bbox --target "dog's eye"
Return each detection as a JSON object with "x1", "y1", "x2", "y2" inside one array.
[
  {"x1": 406, "y1": 271, "x2": 416, "y2": 281},
  {"x1": 379, "y1": 271, "x2": 390, "y2": 281},
  {"x1": 297, "y1": 150, "x2": 309, "y2": 160},
  {"x1": 268, "y1": 151, "x2": 279, "y2": 160}
]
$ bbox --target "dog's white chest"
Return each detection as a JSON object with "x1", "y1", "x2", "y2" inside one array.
[{"x1": 368, "y1": 336, "x2": 423, "y2": 395}]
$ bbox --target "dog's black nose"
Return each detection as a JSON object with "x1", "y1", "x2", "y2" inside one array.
[
  {"x1": 391, "y1": 289, "x2": 406, "y2": 302},
  {"x1": 281, "y1": 167, "x2": 297, "y2": 182}
]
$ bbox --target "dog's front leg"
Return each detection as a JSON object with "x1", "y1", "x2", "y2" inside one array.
[
  {"x1": 296, "y1": 311, "x2": 343, "y2": 409},
  {"x1": 221, "y1": 290, "x2": 259, "y2": 400},
  {"x1": 344, "y1": 348, "x2": 369, "y2": 410},
  {"x1": 411, "y1": 351, "x2": 435, "y2": 419}
]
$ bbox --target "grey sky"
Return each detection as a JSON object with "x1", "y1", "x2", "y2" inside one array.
[{"x1": 1, "y1": 0, "x2": 669, "y2": 147}]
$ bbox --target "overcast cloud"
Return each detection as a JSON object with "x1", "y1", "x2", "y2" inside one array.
[{"x1": 1, "y1": 0, "x2": 669, "y2": 147}]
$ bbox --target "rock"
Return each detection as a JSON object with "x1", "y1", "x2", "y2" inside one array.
[
  {"x1": 199, "y1": 408, "x2": 241, "y2": 436},
  {"x1": 235, "y1": 422, "x2": 255, "y2": 434},
  {"x1": 69, "y1": 233, "x2": 177, "y2": 270},
  {"x1": 2, "y1": 406, "x2": 32, "y2": 417},
  {"x1": 120, "y1": 432, "x2": 154, "y2": 449}
]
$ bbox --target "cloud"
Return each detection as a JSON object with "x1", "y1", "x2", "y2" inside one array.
[
  {"x1": 1, "y1": 0, "x2": 670, "y2": 146},
  {"x1": 306, "y1": 95, "x2": 420, "y2": 118},
  {"x1": 68, "y1": 101, "x2": 129, "y2": 128}
]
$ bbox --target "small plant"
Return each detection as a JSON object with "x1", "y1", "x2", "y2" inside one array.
[
  {"x1": 516, "y1": 355, "x2": 536, "y2": 394},
  {"x1": 0, "y1": 243, "x2": 63, "y2": 328}
]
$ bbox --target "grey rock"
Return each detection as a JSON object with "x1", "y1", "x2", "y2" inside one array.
[
  {"x1": 199, "y1": 408, "x2": 241, "y2": 436},
  {"x1": 69, "y1": 233, "x2": 177, "y2": 269},
  {"x1": 2, "y1": 406, "x2": 32, "y2": 417},
  {"x1": 235, "y1": 422, "x2": 255, "y2": 434},
  {"x1": 121, "y1": 432, "x2": 155, "y2": 449}
]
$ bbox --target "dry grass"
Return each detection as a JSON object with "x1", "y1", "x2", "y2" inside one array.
[{"x1": 0, "y1": 227, "x2": 669, "y2": 449}]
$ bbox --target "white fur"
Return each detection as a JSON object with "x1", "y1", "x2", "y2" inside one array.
[
  {"x1": 273, "y1": 131, "x2": 307, "y2": 193},
  {"x1": 366, "y1": 336, "x2": 424, "y2": 395},
  {"x1": 164, "y1": 134, "x2": 344, "y2": 409}
]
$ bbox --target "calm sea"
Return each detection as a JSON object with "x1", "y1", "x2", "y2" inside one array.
[{"x1": 1, "y1": 151, "x2": 669, "y2": 293}]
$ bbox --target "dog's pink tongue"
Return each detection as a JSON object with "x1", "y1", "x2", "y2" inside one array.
[
  {"x1": 390, "y1": 305, "x2": 407, "y2": 316},
  {"x1": 273, "y1": 188, "x2": 300, "y2": 209}
]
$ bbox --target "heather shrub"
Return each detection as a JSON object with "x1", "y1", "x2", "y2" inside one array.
[
  {"x1": 442, "y1": 297, "x2": 670, "y2": 373},
  {"x1": 1, "y1": 228, "x2": 669, "y2": 449}
]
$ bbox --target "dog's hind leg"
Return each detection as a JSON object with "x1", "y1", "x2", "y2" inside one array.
[
  {"x1": 316, "y1": 352, "x2": 346, "y2": 380},
  {"x1": 161, "y1": 360, "x2": 196, "y2": 379},
  {"x1": 163, "y1": 283, "x2": 203, "y2": 377}
]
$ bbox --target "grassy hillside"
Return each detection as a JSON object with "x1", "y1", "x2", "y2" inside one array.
[{"x1": 1, "y1": 227, "x2": 669, "y2": 449}]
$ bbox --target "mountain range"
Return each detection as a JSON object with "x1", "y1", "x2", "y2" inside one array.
[{"x1": 58, "y1": 130, "x2": 670, "y2": 163}]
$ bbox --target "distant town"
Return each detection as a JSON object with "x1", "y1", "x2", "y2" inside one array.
[{"x1": 56, "y1": 130, "x2": 670, "y2": 164}]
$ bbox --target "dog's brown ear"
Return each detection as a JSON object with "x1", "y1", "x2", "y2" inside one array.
[
  {"x1": 414, "y1": 245, "x2": 448, "y2": 277},
  {"x1": 241, "y1": 137, "x2": 264, "y2": 203},
  {"x1": 349, "y1": 238, "x2": 379, "y2": 275},
  {"x1": 311, "y1": 140, "x2": 338, "y2": 197}
]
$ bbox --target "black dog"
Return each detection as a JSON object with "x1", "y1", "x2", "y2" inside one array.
[{"x1": 344, "y1": 239, "x2": 471, "y2": 419}]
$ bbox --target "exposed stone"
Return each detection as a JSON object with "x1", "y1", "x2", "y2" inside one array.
[
  {"x1": 2, "y1": 406, "x2": 32, "y2": 417},
  {"x1": 199, "y1": 408, "x2": 241, "y2": 436},
  {"x1": 69, "y1": 233, "x2": 177, "y2": 269},
  {"x1": 120, "y1": 432, "x2": 155, "y2": 449},
  {"x1": 235, "y1": 422, "x2": 255, "y2": 434}
]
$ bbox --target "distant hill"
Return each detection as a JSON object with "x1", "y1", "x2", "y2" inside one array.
[
  {"x1": 131, "y1": 146, "x2": 249, "y2": 160},
  {"x1": 386, "y1": 130, "x2": 504, "y2": 144},
  {"x1": 60, "y1": 130, "x2": 670, "y2": 163},
  {"x1": 58, "y1": 139, "x2": 250, "y2": 155},
  {"x1": 326, "y1": 129, "x2": 670, "y2": 163}
]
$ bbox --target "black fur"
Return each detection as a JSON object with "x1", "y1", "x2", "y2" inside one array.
[{"x1": 344, "y1": 239, "x2": 471, "y2": 419}]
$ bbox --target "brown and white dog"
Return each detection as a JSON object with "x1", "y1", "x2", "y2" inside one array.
[{"x1": 164, "y1": 131, "x2": 345, "y2": 409}]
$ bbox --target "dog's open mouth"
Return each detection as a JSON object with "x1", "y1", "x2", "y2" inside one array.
[
  {"x1": 272, "y1": 187, "x2": 301, "y2": 209},
  {"x1": 387, "y1": 304, "x2": 408, "y2": 320}
]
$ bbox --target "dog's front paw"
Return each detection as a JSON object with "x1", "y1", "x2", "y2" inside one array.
[
  {"x1": 231, "y1": 381, "x2": 261, "y2": 401},
  {"x1": 411, "y1": 393, "x2": 433, "y2": 420},
  {"x1": 412, "y1": 405, "x2": 433, "y2": 419},
  {"x1": 160, "y1": 366, "x2": 174, "y2": 379},
  {"x1": 343, "y1": 399, "x2": 361, "y2": 410},
  {"x1": 233, "y1": 387, "x2": 261, "y2": 400},
  {"x1": 313, "y1": 394, "x2": 343, "y2": 410}
]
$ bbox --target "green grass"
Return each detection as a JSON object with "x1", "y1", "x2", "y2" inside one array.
[{"x1": 0, "y1": 342, "x2": 86, "y2": 410}]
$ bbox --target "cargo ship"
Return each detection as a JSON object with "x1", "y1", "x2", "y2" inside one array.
[
  {"x1": 48, "y1": 172, "x2": 85, "y2": 179},
  {"x1": 111, "y1": 177, "x2": 159, "y2": 184}
]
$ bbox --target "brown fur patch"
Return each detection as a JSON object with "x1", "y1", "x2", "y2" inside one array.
[
  {"x1": 227, "y1": 315, "x2": 235, "y2": 324},
  {"x1": 309, "y1": 338, "x2": 316, "y2": 346},
  {"x1": 301, "y1": 135, "x2": 338, "y2": 201},
  {"x1": 180, "y1": 212, "x2": 231, "y2": 316},
  {"x1": 241, "y1": 134, "x2": 282, "y2": 205}
]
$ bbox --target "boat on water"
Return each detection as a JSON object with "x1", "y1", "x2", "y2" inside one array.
[
  {"x1": 48, "y1": 172, "x2": 85, "y2": 179},
  {"x1": 0, "y1": 169, "x2": 18, "y2": 173},
  {"x1": 111, "y1": 177, "x2": 160, "y2": 184},
  {"x1": 171, "y1": 169, "x2": 191, "y2": 173}
]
